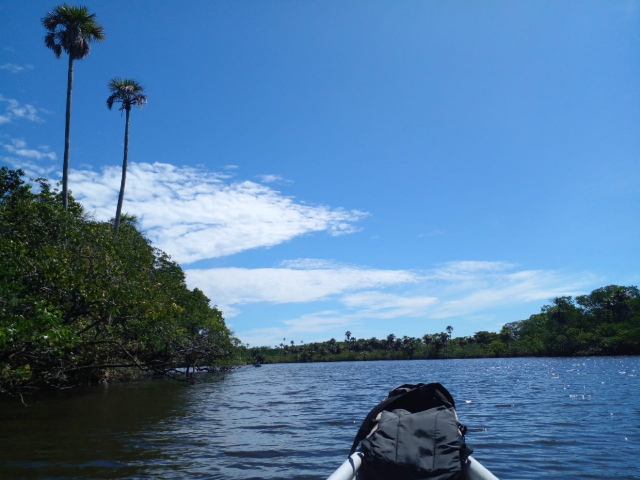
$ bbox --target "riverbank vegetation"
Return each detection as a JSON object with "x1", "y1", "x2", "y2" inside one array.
[
  {"x1": 3, "y1": 166, "x2": 638, "y2": 398},
  {"x1": 0, "y1": 168, "x2": 238, "y2": 397},
  {"x1": 240, "y1": 285, "x2": 640, "y2": 364}
]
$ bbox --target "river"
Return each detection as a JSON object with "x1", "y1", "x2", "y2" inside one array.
[{"x1": 1, "y1": 357, "x2": 639, "y2": 479}]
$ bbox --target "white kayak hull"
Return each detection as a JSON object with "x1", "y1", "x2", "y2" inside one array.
[{"x1": 327, "y1": 452, "x2": 498, "y2": 480}]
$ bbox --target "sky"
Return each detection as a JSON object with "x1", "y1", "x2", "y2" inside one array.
[{"x1": 1, "y1": 1, "x2": 638, "y2": 347}]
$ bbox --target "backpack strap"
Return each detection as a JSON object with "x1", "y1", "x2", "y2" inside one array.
[{"x1": 348, "y1": 382, "x2": 455, "y2": 456}]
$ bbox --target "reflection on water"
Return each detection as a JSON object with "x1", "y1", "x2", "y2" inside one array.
[
  {"x1": 1, "y1": 357, "x2": 639, "y2": 479},
  {"x1": 0, "y1": 378, "x2": 190, "y2": 478}
]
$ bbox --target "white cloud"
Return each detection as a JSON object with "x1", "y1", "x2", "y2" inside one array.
[
  {"x1": 279, "y1": 258, "x2": 346, "y2": 269},
  {"x1": 2, "y1": 158, "x2": 58, "y2": 177},
  {"x1": 428, "y1": 260, "x2": 518, "y2": 278},
  {"x1": 237, "y1": 311, "x2": 355, "y2": 347},
  {"x1": 0, "y1": 63, "x2": 34, "y2": 74},
  {"x1": 428, "y1": 268, "x2": 595, "y2": 319},
  {"x1": 186, "y1": 264, "x2": 419, "y2": 311},
  {"x1": 257, "y1": 174, "x2": 291, "y2": 184},
  {"x1": 3, "y1": 138, "x2": 56, "y2": 161},
  {"x1": 341, "y1": 291, "x2": 439, "y2": 318},
  {"x1": 188, "y1": 260, "x2": 592, "y2": 316},
  {"x1": 69, "y1": 162, "x2": 367, "y2": 264},
  {"x1": 1, "y1": 139, "x2": 59, "y2": 176},
  {"x1": 0, "y1": 94, "x2": 45, "y2": 123},
  {"x1": 281, "y1": 311, "x2": 354, "y2": 332},
  {"x1": 222, "y1": 260, "x2": 596, "y2": 346}
]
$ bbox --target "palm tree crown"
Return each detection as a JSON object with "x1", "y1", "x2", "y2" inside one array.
[
  {"x1": 106, "y1": 78, "x2": 148, "y2": 112},
  {"x1": 42, "y1": 4, "x2": 105, "y2": 60}
]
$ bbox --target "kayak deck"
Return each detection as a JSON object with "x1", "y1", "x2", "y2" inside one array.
[{"x1": 327, "y1": 452, "x2": 499, "y2": 480}]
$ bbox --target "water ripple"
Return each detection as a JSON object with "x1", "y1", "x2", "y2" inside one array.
[{"x1": 1, "y1": 357, "x2": 639, "y2": 479}]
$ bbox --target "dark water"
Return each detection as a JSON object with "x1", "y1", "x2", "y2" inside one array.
[{"x1": 1, "y1": 357, "x2": 639, "y2": 479}]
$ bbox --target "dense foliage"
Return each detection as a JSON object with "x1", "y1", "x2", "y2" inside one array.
[
  {"x1": 0, "y1": 168, "x2": 237, "y2": 396},
  {"x1": 240, "y1": 285, "x2": 640, "y2": 364}
]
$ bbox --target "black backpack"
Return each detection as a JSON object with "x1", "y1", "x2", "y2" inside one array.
[{"x1": 349, "y1": 383, "x2": 472, "y2": 480}]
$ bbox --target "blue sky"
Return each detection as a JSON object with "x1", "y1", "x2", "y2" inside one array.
[{"x1": 1, "y1": 1, "x2": 638, "y2": 347}]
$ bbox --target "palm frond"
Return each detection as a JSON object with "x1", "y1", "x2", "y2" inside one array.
[
  {"x1": 41, "y1": 4, "x2": 104, "y2": 60},
  {"x1": 44, "y1": 32, "x2": 62, "y2": 58},
  {"x1": 106, "y1": 94, "x2": 117, "y2": 111},
  {"x1": 106, "y1": 78, "x2": 148, "y2": 112}
]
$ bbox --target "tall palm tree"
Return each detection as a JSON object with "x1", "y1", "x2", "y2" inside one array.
[
  {"x1": 42, "y1": 4, "x2": 104, "y2": 210},
  {"x1": 106, "y1": 78, "x2": 147, "y2": 231}
]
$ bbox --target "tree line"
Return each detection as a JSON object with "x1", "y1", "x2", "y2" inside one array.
[
  {"x1": 0, "y1": 168, "x2": 238, "y2": 398},
  {"x1": 240, "y1": 285, "x2": 640, "y2": 364},
  {"x1": 43, "y1": 3, "x2": 145, "y2": 231}
]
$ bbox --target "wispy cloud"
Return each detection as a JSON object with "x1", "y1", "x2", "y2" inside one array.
[
  {"x1": 341, "y1": 291, "x2": 439, "y2": 318},
  {"x1": 0, "y1": 94, "x2": 45, "y2": 123},
  {"x1": 423, "y1": 261, "x2": 519, "y2": 287},
  {"x1": 68, "y1": 162, "x2": 367, "y2": 264},
  {"x1": 1, "y1": 139, "x2": 58, "y2": 177},
  {"x1": 219, "y1": 260, "x2": 596, "y2": 345},
  {"x1": 257, "y1": 174, "x2": 291, "y2": 185},
  {"x1": 186, "y1": 263, "x2": 419, "y2": 309},
  {"x1": 235, "y1": 311, "x2": 359, "y2": 347},
  {"x1": 279, "y1": 258, "x2": 347, "y2": 269},
  {"x1": 427, "y1": 267, "x2": 594, "y2": 319},
  {"x1": 3, "y1": 138, "x2": 56, "y2": 161},
  {"x1": 0, "y1": 63, "x2": 34, "y2": 74}
]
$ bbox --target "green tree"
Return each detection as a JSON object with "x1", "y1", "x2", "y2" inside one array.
[
  {"x1": 577, "y1": 285, "x2": 639, "y2": 324},
  {"x1": 473, "y1": 331, "x2": 495, "y2": 345},
  {"x1": 386, "y1": 333, "x2": 396, "y2": 350},
  {"x1": 42, "y1": 4, "x2": 105, "y2": 210},
  {"x1": 431, "y1": 334, "x2": 444, "y2": 358},
  {"x1": 0, "y1": 168, "x2": 235, "y2": 396},
  {"x1": 106, "y1": 78, "x2": 147, "y2": 231}
]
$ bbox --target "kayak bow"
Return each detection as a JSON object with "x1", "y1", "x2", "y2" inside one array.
[{"x1": 327, "y1": 452, "x2": 499, "y2": 480}]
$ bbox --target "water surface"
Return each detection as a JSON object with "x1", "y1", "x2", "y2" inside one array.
[{"x1": 1, "y1": 357, "x2": 639, "y2": 479}]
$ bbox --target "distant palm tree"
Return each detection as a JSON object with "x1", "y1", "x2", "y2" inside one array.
[
  {"x1": 42, "y1": 4, "x2": 104, "y2": 210},
  {"x1": 345, "y1": 331, "x2": 352, "y2": 351},
  {"x1": 106, "y1": 78, "x2": 147, "y2": 231},
  {"x1": 386, "y1": 333, "x2": 396, "y2": 350}
]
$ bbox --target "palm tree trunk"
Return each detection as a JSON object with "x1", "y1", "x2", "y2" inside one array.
[
  {"x1": 114, "y1": 108, "x2": 130, "y2": 231},
  {"x1": 62, "y1": 55, "x2": 74, "y2": 211}
]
